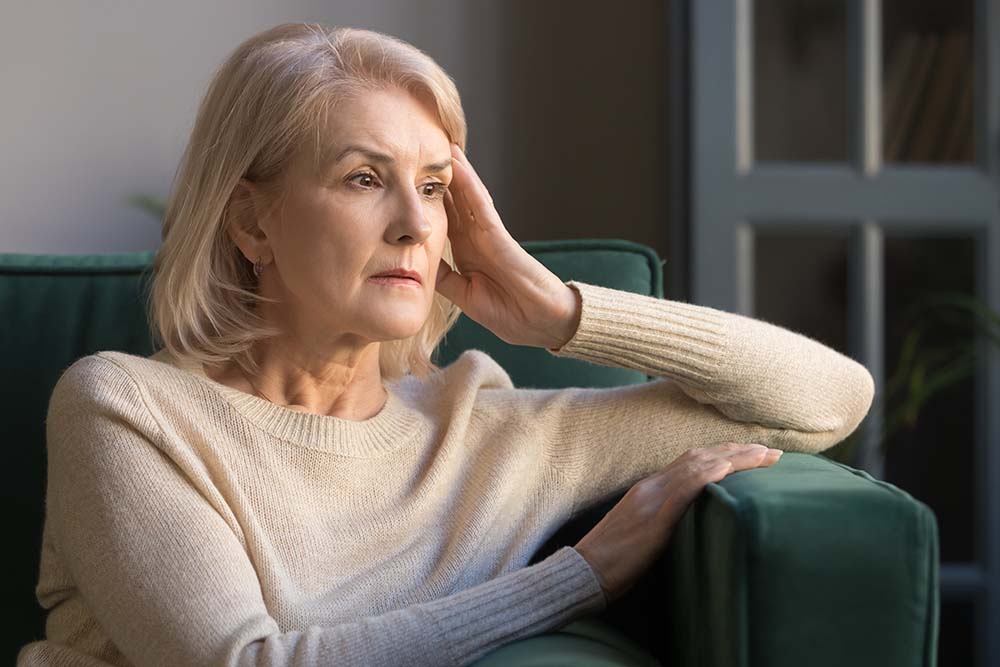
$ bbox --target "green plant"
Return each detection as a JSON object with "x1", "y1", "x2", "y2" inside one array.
[
  {"x1": 830, "y1": 290, "x2": 999, "y2": 465},
  {"x1": 125, "y1": 194, "x2": 167, "y2": 220}
]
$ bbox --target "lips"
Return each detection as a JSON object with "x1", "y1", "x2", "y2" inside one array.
[{"x1": 371, "y1": 268, "x2": 422, "y2": 285}]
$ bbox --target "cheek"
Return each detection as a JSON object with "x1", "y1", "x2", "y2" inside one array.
[
  {"x1": 431, "y1": 208, "x2": 450, "y2": 242},
  {"x1": 279, "y1": 226, "x2": 372, "y2": 291}
]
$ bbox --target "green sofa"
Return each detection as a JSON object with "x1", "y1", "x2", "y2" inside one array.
[{"x1": 2, "y1": 239, "x2": 939, "y2": 666}]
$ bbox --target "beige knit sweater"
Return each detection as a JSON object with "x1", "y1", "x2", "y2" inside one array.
[{"x1": 18, "y1": 280, "x2": 875, "y2": 667}]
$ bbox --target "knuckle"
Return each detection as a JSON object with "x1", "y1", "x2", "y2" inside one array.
[
  {"x1": 683, "y1": 460, "x2": 704, "y2": 475},
  {"x1": 726, "y1": 442, "x2": 761, "y2": 450},
  {"x1": 689, "y1": 457, "x2": 715, "y2": 472},
  {"x1": 690, "y1": 460, "x2": 727, "y2": 483}
]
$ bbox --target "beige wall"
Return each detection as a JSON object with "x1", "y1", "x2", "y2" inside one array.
[{"x1": 0, "y1": 0, "x2": 670, "y2": 267}]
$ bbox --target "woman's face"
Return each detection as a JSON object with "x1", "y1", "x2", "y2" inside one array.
[{"x1": 254, "y1": 87, "x2": 454, "y2": 346}]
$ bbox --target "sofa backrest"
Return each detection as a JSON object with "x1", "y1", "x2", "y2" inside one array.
[{"x1": 0, "y1": 237, "x2": 663, "y2": 661}]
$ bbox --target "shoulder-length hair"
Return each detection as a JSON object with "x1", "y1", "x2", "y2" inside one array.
[{"x1": 145, "y1": 22, "x2": 466, "y2": 383}]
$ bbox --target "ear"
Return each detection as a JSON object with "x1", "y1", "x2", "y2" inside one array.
[{"x1": 225, "y1": 178, "x2": 271, "y2": 263}]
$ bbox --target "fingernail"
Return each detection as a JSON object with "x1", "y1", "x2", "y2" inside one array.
[{"x1": 769, "y1": 448, "x2": 782, "y2": 456}]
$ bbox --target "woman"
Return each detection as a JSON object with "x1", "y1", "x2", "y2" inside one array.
[{"x1": 18, "y1": 22, "x2": 874, "y2": 667}]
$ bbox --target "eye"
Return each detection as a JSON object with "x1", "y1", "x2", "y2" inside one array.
[
  {"x1": 422, "y1": 182, "x2": 448, "y2": 200},
  {"x1": 348, "y1": 171, "x2": 380, "y2": 189}
]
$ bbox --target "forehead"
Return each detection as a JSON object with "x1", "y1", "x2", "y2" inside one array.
[{"x1": 312, "y1": 88, "x2": 450, "y2": 169}]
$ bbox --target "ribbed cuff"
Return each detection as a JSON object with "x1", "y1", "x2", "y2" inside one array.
[
  {"x1": 548, "y1": 281, "x2": 730, "y2": 386},
  {"x1": 420, "y1": 546, "x2": 607, "y2": 665}
]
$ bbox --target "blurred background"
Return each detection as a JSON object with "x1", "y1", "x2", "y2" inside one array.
[{"x1": 2, "y1": 1, "x2": 997, "y2": 665}]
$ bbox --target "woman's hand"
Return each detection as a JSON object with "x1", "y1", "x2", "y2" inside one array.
[
  {"x1": 433, "y1": 143, "x2": 581, "y2": 350},
  {"x1": 574, "y1": 443, "x2": 784, "y2": 604}
]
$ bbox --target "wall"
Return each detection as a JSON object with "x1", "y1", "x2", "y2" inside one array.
[{"x1": 0, "y1": 0, "x2": 670, "y2": 268}]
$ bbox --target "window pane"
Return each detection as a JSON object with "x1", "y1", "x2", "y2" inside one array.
[
  {"x1": 883, "y1": 235, "x2": 978, "y2": 563},
  {"x1": 754, "y1": 0, "x2": 848, "y2": 162},
  {"x1": 882, "y1": 0, "x2": 974, "y2": 163},
  {"x1": 753, "y1": 228, "x2": 850, "y2": 354}
]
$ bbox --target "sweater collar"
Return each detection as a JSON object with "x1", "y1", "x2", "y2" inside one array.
[{"x1": 147, "y1": 348, "x2": 429, "y2": 458}]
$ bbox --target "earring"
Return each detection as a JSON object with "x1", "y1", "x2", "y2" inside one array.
[{"x1": 253, "y1": 257, "x2": 264, "y2": 276}]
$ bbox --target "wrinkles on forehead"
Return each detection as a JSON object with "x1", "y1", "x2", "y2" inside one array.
[
  {"x1": 305, "y1": 86, "x2": 450, "y2": 179},
  {"x1": 305, "y1": 87, "x2": 385, "y2": 176}
]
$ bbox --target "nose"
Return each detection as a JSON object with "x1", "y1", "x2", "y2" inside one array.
[{"x1": 385, "y1": 188, "x2": 434, "y2": 245}]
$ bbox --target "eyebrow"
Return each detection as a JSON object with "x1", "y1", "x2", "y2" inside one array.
[{"x1": 333, "y1": 144, "x2": 453, "y2": 173}]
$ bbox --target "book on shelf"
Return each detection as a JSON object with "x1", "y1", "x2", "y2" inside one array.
[
  {"x1": 883, "y1": 29, "x2": 973, "y2": 163},
  {"x1": 884, "y1": 32, "x2": 939, "y2": 162},
  {"x1": 942, "y1": 56, "x2": 974, "y2": 162},
  {"x1": 906, "y1": 30, "x2": 969, "y2": 162}
]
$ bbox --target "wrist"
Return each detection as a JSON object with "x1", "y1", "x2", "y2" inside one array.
[{"x1": 549, "y1": 284, "x2": 582, "y2": 351}]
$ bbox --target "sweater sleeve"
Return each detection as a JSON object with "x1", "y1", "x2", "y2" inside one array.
[
  {"x1": 534, "y1": 280, "x2": 875, "y2": 516},
  {"x1": 38, "y1": 356, "x2": 606, "y2": 667}
]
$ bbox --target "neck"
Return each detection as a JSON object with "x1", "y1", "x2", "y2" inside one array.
[{"x1": 206, "y1": 347, "x2": 388, "y2": 420}]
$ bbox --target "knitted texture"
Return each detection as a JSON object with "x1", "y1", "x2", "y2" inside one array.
[{"x1": 18, "y1": 280, "x2": 875, "y2": 666}]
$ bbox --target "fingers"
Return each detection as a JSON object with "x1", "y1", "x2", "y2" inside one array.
[
  {"x1": 644, "y1": 443, "x2": 784, "y2": 544},
  {"x1": 657, "y1": 457, "x2": 733, "y2": 511},
  {"x1": 714, "y1": 443, "x2": 782, "y2": 471},
  {"x1": 448, "y1": 168, "x2": 476, "y2": 227},
  {"x1": 433, "y1": 257, "x2": 467, "y2": 304},
  {"x1": 733, "y1": 448, "x2": 781, "y2": 471},
  {"x1": 685, "y1": 443, "x2": 782, "y2": 474},
  {"x1": 450, "y1": 144, "x2": 495, "y2": 219},
  {"x1": 443, "y1": 188, "x2": 464, "y2": 233}
]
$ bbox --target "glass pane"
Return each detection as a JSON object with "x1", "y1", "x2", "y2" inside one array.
[
  {"x1": 883, "y1": 235, "x2": 979, "y2": 563},
  {"x1": 753, "y1": 229, "x2": 850, "y2": 353},
  {"x1": 939, "y1": 599, "x2": 977, "y2": 666},
  {"x1": 754, "y1": 0, "x2": 848, "y2": 162},
  {"x1": 882, "y1": 0, "x2": 974, "y2": 163}
]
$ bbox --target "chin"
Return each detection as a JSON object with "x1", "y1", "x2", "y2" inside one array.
[
  {"x1": 373, "y1": 316, "x2": 429, "y2": 341},
  {"x1": 379, "y1": 328, "x2": 425, "y2": 343},
  {"x1": 361, "y1": 295, "x2": 430, "y2": 333}
]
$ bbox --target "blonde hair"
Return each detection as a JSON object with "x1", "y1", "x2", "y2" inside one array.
[{"x1": 145, "y1": 22, "x2": 466, "y2": 383}]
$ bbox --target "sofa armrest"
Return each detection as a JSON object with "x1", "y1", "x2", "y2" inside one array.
[{"x1": 662, "y1": 452, "x2": 939, "y2": 667}]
